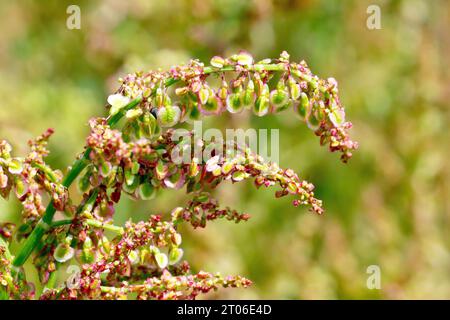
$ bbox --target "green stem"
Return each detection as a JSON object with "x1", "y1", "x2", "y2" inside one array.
[
  {"x1": 51, "y1": 217, "x2": 123, "y2": 234},
  {"x1": 50, "y1": 219, "x2": 73, "y2": 228},
  {"x1": 85, "y1": 219, "x2": 124, "y2": 234}
]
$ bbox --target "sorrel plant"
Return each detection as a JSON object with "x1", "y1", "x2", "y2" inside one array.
[{"x1": 0, "y1": 51, "x2": 357, "y2": 299}]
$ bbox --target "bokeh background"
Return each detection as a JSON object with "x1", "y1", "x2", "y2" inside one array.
[{"x1": 0, "y1": 0, "x2": 449, "y2": 299}]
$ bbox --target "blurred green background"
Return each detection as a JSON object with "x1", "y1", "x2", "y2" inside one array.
[{"x1": 0, "y1": 0, "x2": 449, "y2": 299}]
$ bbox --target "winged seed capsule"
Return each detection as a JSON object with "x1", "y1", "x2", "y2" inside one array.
[{"x1": 157, "y1": 105, "x2": 181, "y2": 127}]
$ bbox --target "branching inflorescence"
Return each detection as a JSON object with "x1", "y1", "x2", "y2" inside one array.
[{"x1": 0, "y1": 51, "x2": 357, "y2": 300}]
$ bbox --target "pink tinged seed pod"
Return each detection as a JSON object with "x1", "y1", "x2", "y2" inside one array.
[
  {"x1": 187, "y1": 103, "x2": 202, "y2": 121},
  {"x1": 172, "y1": 232, "x2": 182, "y2": 246},
  {"x1": 205, "y1": 155, "x2": 221, "y2": 172},
  {"x1": 218, "y1": 86, "x2": 228, "y2": 101},
  {"x1": 199, "y1": 92, "x2": 222, "y2": 115},
  {"x1": 0, "y1": 168, "x2": 8, "y2": 189}
]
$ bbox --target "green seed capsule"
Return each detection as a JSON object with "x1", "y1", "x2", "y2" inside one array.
[
  {"x1": 14, "y1": 176, "x2": 27, "y2": 198},
  {"x1": 100, "y1": 161, "x2": 112, "y2": 178},
  {"x1": 270, "y1": 89, "x2": 289, "y2": 110},
  {"x1": 8, "y1": 158, "x2": 23, "y2": 174},
  {"x1": 288, "y1": 76, "x2": 301, "y2": 100},
  {"x1": 306, "y1": 109, "x2": 321, "y2": 131},
  {"x1": 226, "y1": 93, "x2": 243, "y2": 113},
  {"x1": 253, "y1": 95, "x2": 269, "y2": 117},
  {"x1": 188, "y1": 103, "x2": 201, "y2": 121},
  {"x1": 140, "y1": 112, "x2": 156, "y2": 138},
  {"x1": 157, "y1": 105, "x2": 181, "y2": 127},
  {"x1": 218, "y1": 81, "x2": 228, "y2": 100},
  {"x1": 54, "y1": 243, "x2": 74, "y2": 263},
  {"x1": 295, "y1": 92, "x2": 309, "y2": 120},
  {"x1": 241, "y1": 79, "x2": 255, "y2": 108},
  {"x1": 210, "y1": 56, "x2": 225, "y2": 68},
  {"x1": 329, "y1": 108, "x2": 345, "y2": 126},
  {"x1": 108, "y1": 94, "x2": 130, "y2": 116},
  {"x1": 124, "y1": 167, "x2": 135, "y2": 186},
  {"x1": 169, "y1": 247, "x2": 184, "y2": 265},
  {"x1": 201, "y1": 94, "x2": 221, "y2": 115}
]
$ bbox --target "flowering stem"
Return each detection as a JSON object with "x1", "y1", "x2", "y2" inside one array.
[
  {"x1": 11, "y1": 62, "x2": 288, "y2": 268},
  {"x1": 50, "y1": 219, "x2": 73, "y2": 228}
]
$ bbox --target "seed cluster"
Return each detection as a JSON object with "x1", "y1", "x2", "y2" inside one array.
[
  {"x1": 0, "y1": 52, "x2": 356, "y2": 299},
  {"x1": 116, "y1": 51, "x2": 357, "y2": 162}
]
